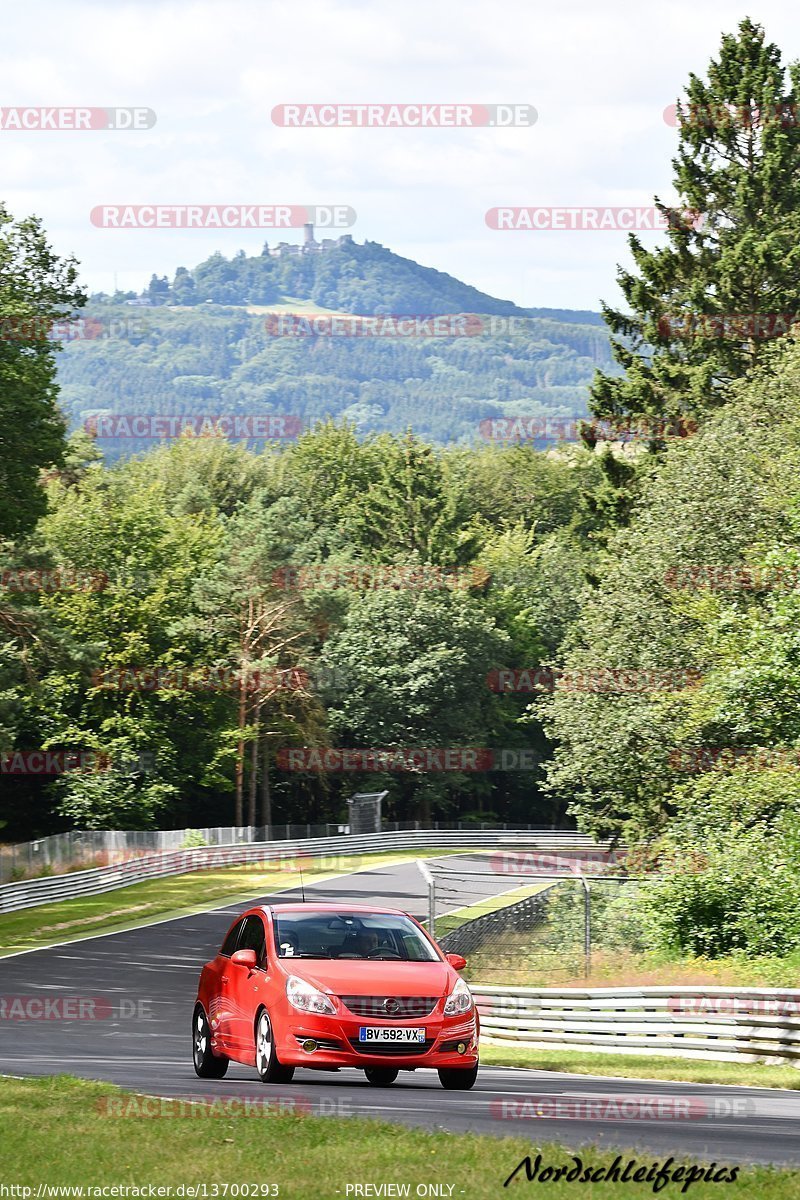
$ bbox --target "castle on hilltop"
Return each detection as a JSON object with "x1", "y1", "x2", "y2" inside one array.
[{"x1": 266, "y1": 224, "x2": 353, "y2": 258}]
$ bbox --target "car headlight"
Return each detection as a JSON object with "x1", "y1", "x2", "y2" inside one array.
[
  {"x1": 286, "y1": 975, "x2": 336, "y2": 1015},
  {"x1": 443, "y1": 977, "x2": 473, "y2": 1016}
]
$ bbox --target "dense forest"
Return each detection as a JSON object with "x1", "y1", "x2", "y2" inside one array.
[
  {"x1": 5, "y1": 19, "x2": 800, "y2": 960},
  {"x1": 0, "y1": 421, "x2": 604, "y2": 838}
]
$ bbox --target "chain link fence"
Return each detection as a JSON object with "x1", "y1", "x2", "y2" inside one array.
[{"x1": 426, "y1": 861, "x2": 639, "y2": 982}]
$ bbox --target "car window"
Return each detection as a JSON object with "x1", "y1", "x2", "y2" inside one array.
[
  {"x1": 237, "y1": 914, "x2": 267, "y2": 968},
  {"x1": 220, "y1": 917, "x2": 245, "y2": 957},
  {"x1": 272, "y1": 911, "x2": 439, "y2": 960}
]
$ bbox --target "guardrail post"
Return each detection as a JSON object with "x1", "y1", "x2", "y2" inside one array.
[{"x1": 579, "y1": 874, "x2": 591, "y2": 979}]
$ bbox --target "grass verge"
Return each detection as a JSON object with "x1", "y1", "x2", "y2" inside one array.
[
  {"x1": 0, "y1": 849, "x2": 457, "y2": 957},
  {"x1": 1, "y1": 1074, "x2": 797, "y2": 1198},
  {"x1": 480, "y1": 1044, "x2": 800, "y2": 1089},
  {"x1": 464, "y1": 935, "x2": 800, "y2": 989}
]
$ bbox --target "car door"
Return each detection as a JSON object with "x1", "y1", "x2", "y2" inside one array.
[
  {"x1": 225, "y1": 913, "x2": 268, "y2": 1054},
  {"x1": 212, "y1": 917, "x2": 246, "y2": 1051}
]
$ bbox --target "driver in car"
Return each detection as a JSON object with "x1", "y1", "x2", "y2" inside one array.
[{"x1": 353, "y1": 929, "x2": 380, "y2": 957}]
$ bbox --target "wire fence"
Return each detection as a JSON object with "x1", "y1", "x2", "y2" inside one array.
[{"x1": 427, "y1": 860, "x2": 638, "y2": 982}]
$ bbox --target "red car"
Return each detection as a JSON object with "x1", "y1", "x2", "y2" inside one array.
[{"x1": 193, "y1": 902, "x2": 479, "y2": 1089}]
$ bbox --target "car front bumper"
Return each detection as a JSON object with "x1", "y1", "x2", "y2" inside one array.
[{"x1": 279, "y1": 1012, "x2": 479, "y2": 1069}]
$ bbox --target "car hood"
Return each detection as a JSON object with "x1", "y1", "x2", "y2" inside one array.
[{"x1": 282, "y1": 958, "x2": 454, "y2": 996}]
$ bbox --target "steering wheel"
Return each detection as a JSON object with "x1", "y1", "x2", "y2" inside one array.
[{"x1": 367, "y1": 947, "x2": 401, "y2": 959}]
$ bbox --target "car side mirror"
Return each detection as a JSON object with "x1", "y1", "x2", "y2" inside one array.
[
  {"x1": 446, "y1": 953, "x2": 467, "y2": 971},
  {"x1": 232, "y1": 948, "x2": 258, "y2": 970}
]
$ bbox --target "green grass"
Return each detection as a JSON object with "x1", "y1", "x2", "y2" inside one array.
[
  {"x1": 463, "y1": 932, "x2": 800, "y2": 989},
  {"x1": 0, "y1": 849, "x2": 457, "y2": 957},
  {"x1": 480, "y1": 1045, "x2": 800, "y2": 1090},
  {"x1": 1, "y1": 1075, "x2": 797, "y2": 1198},
  {"x1": 245, "y1": 297, "x2": 352, "y2": 315}
]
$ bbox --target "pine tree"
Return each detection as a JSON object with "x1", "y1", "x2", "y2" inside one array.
[
  {"x1": 592, "y1": 19, "x2": 800, "y2": 433},
  {"x1": 0, "y1": 205, "x2": 85, "y2": 539}
]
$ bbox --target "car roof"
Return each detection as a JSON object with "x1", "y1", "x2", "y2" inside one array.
[{"x1": 261, "y1": 902, "x2": 409, "y2": 917}]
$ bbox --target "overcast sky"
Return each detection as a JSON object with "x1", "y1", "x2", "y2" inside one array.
[{"x1": 2, "y1": 1, "x2": 797, "y2": 311}]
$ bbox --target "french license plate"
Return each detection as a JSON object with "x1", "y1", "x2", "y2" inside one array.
[{"x1": 358, "y1": 1026, "x2": 426, "y2": 1043}]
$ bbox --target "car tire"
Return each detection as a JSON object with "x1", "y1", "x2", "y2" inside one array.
[
  {"x1": 438, "y1": 1062, "x2": 479, "y2": 1090},
  {"x1": 255, "y1": 1008, "x2": 295, "y2": 1084},
  {"x1": 364, "y1": 1067, "x2": 399, "y2": 1086},
  {"x1": 193, "y1": 1006, "x2": 229, "y2": 1078}
]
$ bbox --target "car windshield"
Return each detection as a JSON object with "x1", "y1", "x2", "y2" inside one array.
[{"x1": 272, "y1": 911, "x2": 440, "y2": 961}]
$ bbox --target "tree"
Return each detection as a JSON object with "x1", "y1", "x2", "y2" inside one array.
[
  {"x1": 318, "y1": 590, "x2": 511, "y2": 823},
  {"x1": 30, "y1": 463, "x2": 226, "y2": 828},
  {"x1": 344, "y1": 432, "x2": 477, "y2": 565},
  {"x1": 543, "y1": 340, "x2": 800, "y2": 840},
  {"x1": 592, "y1": 20, "x2": 800, "y2": 433},
  {"x1": 146, "y1": 274, "x2": 171, "y2": 304},
  {"x1": 0, "y1": 204, "x2": 85, "y2": 539},
  {"x1": 634, "y1": 768, "x2": 800, "y2": 957},
  {"x1": 186, "y1": 492, "x2": 325, "y2": 826}
]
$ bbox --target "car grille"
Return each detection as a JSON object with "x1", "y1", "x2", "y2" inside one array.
[
  {"x1": 339, "y1": 995, "x2": 439, "y2": 1019},
  {"x1": 348, "y1": 1038, "x2": 435, "y2": 1057}
]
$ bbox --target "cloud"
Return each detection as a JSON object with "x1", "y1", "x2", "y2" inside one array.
[{"x1": 1, "y1": 0, "x2": 797, "y2": 308}]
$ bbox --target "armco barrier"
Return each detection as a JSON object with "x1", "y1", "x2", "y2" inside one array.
[
  {"x1": 473, "y1": 984, "x2": 800, "y2": 1063},
  {"x1": 0, "y1": 829, "x2": 602, "y2": 914},
  {"x1": 0, "y1": 823, "x2": 593, "y2": 883}
]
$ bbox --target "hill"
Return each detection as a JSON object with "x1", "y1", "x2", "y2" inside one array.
[{"x1": 57, "y1": 236, "x2": 614, "y2": 451}]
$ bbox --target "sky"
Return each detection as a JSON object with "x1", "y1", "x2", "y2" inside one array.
[{"x1": 2, "y1": 0, "x2": 798, "y2": 311}]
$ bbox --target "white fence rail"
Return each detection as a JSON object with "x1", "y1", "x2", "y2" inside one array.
[
  {"x1": 0, "y1": 829, "x2": 602, "y2": 914},
  {"x1": 473, "y1": 984, "x2": 800, "y2": 1063}
]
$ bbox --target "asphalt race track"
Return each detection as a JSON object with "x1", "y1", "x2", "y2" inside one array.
[{"x1": 2, "y1": 853, "x2": 800, "y2": 1167}]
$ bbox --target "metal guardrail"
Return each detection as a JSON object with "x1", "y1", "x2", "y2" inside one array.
[
  {"x1": 473, "y1": 984, "x2": 800, "y2": 1062},
  {"x1": 0, "y1": 822, "x2": 589, "y2": 883},
  {"x1": 0, "y1": 829, "x2": 602, "y2": 914}
]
